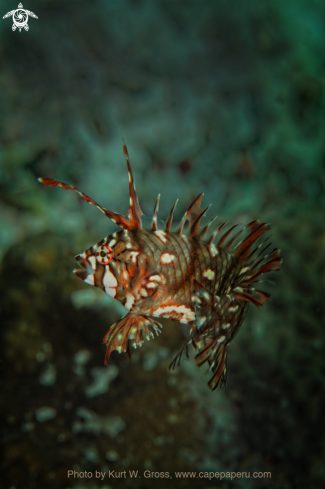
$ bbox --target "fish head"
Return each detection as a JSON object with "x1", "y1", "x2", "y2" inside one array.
[
  {"x1": 38, "y1": 145, "x2": 155, "y2": 305},
  {"x1": 74, "y1": 229, "x2": 144, "y2": 300}
]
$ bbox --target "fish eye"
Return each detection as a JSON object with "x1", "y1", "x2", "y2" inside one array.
[{"x1": 96, "y1": 244, "x2": 113, "y2": 265}]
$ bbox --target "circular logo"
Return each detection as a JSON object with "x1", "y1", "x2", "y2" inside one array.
[{"x1": 13, "y1": 8, "x2": 28, "y2": 28}]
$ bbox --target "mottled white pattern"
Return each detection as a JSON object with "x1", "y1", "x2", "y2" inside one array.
[
  {"x1": 88, "y1": 256, "x2": 97, "y2": 271},
  {"x1": 84, "y1": 274, "x2": 95, "y2": 286},
  {"x1": 140, "y1": 288, "x2": 148, "y2": 297},
  {"x1": 196, "y1": 316, "x2": 206, "y2": 328},
  {"x1": 109, "y1": 239, "x2": 117, "y2": 247},
  {"x1": 192, "y1": 295, "x2": 201, "y2": 303},
  {"x1": 103, "y1": 268, "x2": 118, "y2": 297},
  {"x1": 129, "y1": 251, "x2": 140, "y2": 262},
  {"x1": 154, "y1": 230, "x2": 167, "y2": 243},
  {"x1": 160, "y1": 253, "x2": 175, "y2": 264},
  {"x1": 203, "y1": 268, "x2": 215, "y2": 280},
  {"x1": 152, "y1": 305, "x2": 195, "y2": 324},
  {"x1": 125, "y1": 294, "x2": 135, "y2": 310},
  {"x1": 210, "y1": 244, "x2": 219, "y2": 256},
  {"x1": 239, "y1": 266, "x2": 249, "y2": 275},
  {"x1": 228, "y1": 305, "x2": 239, "y2": 312},
  {"x1": 147, "y1": 282, "x2": 156, "y2": 289},
  {"x1": 150, "y1": 275, "x2": 162, "y2": 282}
]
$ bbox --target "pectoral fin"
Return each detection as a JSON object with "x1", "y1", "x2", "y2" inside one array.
[
  {"x1": 102, "y1": 313, "x2": 163, "y2": 365},
  {"x1": 195, "y1": 339, "x2": 228, "y2": 391}
]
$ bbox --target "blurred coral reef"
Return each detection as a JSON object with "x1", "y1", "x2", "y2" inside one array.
[{"x1": 0, "y1": 1, "x2": 324, "y2": 488}]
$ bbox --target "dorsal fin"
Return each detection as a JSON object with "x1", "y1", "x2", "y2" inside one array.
[
  {"x1": 189, "y1": 205, "x2": 211, "y2": 238},
  {"x1": 37, "y1": 177, "x2": 131, "y2": 228},
  {"x1": 164, "y1": 199, "x2": 178, "y2": 233},
  {"x1": 233, "y1": 221, "x2": 269, "y2": 259},
  {"x1": 123, "y1": 143, "x2": 143, "y2": 228},
  {"x1": 223, "y1": 227, "x2": 244, "y2": 251},
  {"x1": 208, "y1": 221, "x2": 227, "y2": 245},
  {"x1": 197, "y1": 216, "x2": 218, "y2": 241},
  {"x1": 38, "y1": 144, "x2": 144, "y2": 231},
  {"x1": 151, "y1": 194, "x2": 160, "y2": 231},
  {"x1": 176, "y1": 193, "x2": 204, "y2": 235},
  {"x1": 217, "y1": 224, "x2": 239, "y2": 248}
]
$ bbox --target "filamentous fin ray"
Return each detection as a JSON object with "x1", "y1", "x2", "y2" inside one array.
[
  {"x1": 234, "y1": 221, "x2": 268, "y2": 259},
  {"x1": 224, "y1": 227, "x2": 243, "y2": 251},
  {"x1": 190, "y1": 205, "x2": 211, "y2": 238},
  {"x1": 168, "y1": 341, "x2": 191, "y2": 370},
  {"x1": 245, "y1": 237, "x2": 271, "y2": 262},
  {"x1": 198, "y1": 215, "x2": 218, "y2": 241},
  {"x1": 246, "y1": 244, "x2": 273, "y2": 272},
  {"x1": 38, "y1": 143, "x2": 282, "y2": 393},
  {"x1": 176, "y1": 193, "x2": 204, "y2": 235},
  {"x1": 151, "y1": 194, "x2": 160, "y2": 231},
  {"x1": 102, "y1": 312, "x2": 163, "y2": 364},
  {"x1": 165, "y1": 199, "x2": 179, "y2": 233},
  {"x1": 38, "y1": 177, "x2": 131, "y2": 228},
  {"x1": 217, "y1": 224, "x2": 239, "y2": 248},
  {"x1": 123, "y1": 143, "x2": 144, "y2": 228},
  {"x1": 39, "y1": 144, "x2": 144, "y2": 231},
  {"x1": 193, "y1": 338, "x2": 227, "y2": 390},
  {"x1": 208, "y1": 221, "x2": 229, "y2": 245}
]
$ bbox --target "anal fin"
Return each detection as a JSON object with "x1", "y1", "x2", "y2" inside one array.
[{"x1": 102, "y1": 313, "x2": 162, "y2": 365}]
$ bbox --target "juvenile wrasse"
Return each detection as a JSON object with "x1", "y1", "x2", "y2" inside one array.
[{"x1": 38, "y1": 144, "x2": 281, "y2": 390}]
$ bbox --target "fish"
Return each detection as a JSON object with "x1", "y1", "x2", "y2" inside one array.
[{"x1": 38, "y1": 143, "x2": 282, "y2": 390}]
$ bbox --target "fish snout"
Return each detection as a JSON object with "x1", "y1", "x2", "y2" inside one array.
[{"x1": 73, "y1": 253, "x2": 96, "y2": 285}]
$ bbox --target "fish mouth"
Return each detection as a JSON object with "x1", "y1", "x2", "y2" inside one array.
[
  {"x1": 73, "y1": 254, "x2": 96, "y2": 283},
  {"x1": 74, "y1": 254, "x2": 88, "y2": 270}
]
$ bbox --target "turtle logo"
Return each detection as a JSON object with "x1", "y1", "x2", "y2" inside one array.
[{"x1": 3, "y1": 3, "x2": 38, "y2": 32}]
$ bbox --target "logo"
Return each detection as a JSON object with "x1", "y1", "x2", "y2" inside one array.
[{"x1": 3, "y1": 3, "x2": 38, "y2": 32}]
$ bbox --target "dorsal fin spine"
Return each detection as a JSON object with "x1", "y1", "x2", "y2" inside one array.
[
  {"x1": 217, "y1": 224, "x2": 239, "y2": 248},
  {"x1": 38, "y1": 177, "x2": 131, "y2": 228},
  {"x1": 151, "y1": 194, "x2": 160, "y2": 231},
  {"x1": 165, "y1": 199, "x2": 178, "y2": 233},
  {"x1": 190, "y1": 205, "x2": 211, "y2": 238},
  {"x1": 208, "y1": 221, "x2": 227, "y2": 245},
  {"x1": 198, "y1": 216, "x2": 218, "y2": 241},
  {"x1": 123, "y1": 143, "x2": 143, "y2": 228},
  {"x1": 176, "y1": 193, "x2": 204, "y2": 235},
  {"x1": 39, "y1": 144, "x2": 144, "y2": 231},
  {"x1": 223, "y1": 228, "x2": 243, "y2": 251}
]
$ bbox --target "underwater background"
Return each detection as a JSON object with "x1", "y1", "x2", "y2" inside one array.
[{"x1": 0, "y1": 0, "x2": 324, "y2": 488}]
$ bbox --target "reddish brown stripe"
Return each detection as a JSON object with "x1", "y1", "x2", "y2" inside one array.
[
  {"x1": 164, "y1": 234, "x2": 187, "y2": 302},
  {"x1": 178, "y1": 235, "x2": 193, "y2": 278},
  {"x1": 175, "y1": 234, "x2": 195, "y2": 304},
  {"x1": 142, "y1": 233, "x2": 164, "y2": 255}
]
